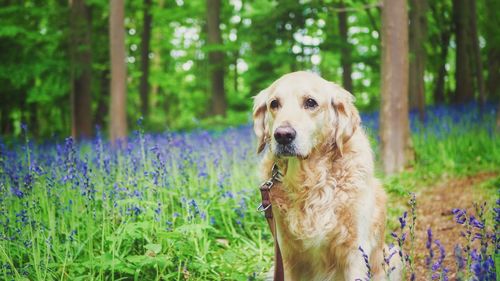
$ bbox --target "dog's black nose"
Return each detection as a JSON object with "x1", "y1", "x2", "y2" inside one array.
[{"x1": 274, "y1": 126, "x2": 296, "y2": 145}]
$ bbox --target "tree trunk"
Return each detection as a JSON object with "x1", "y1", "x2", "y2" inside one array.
[
  {"x1": 139, "y1": 0, "x2": 152, "y2": 118},
  {"x1": 380, "y1": 0, "x2": 412, "y2": 174},
  {"x1": 496, "y1": 102, "x2": 500, "y2": 133},
  {"x1": 485, "y1": 0, "x2": 500, "y2": 101},
  {"x1": 0, "y1": 108, "x2": 7, "y2": 135},
  {"x1": 0, "y1": 107, "x2": 11, "y2": 135},
  {"x1": 109, "y1": 0, "x2": 127, "y2": 143},
  {"x1": 434, "y1": 30, "x2": 451, "y2": 104},
  {"x1": 233, "y1": 51, "x2": 239, "y2": 93},
  {"x1": 95, "y1": 69, "x2": 109, "y2": 127},
  {"x1": 486, "y1": 48, "x2": 500, "y2": 102},
  {"x1": 409, "y1": 0, "x2": 426, "y2": 121},
  {"x1": 453, "y1": 0, "x2": 474, "y2": 103},
  {"x1": 337, "y1": 0, "x2": 353, "y2": 93},
  {"x1": 206, "y1": 0, "x2": 227, "y2": 116},
  {"x1": 469, "y1": 0, "x2": 485, "y2": 110},
  {"x1": 70, "y1": 0, "x2": 92, "y2": 139},
  {"x1": 29, "y1": 103, "x2": 38, "y2": 137},
  {"x1": 430, "y1": 1, "x2": 451, "y2": 104},
  {"x1": 150, "y1": 0, "x2": 165, "y2": 109}
]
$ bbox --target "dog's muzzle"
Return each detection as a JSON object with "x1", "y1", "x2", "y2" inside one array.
[{"x1": 274, "y1": 126, "x2": 298, "y2": 156}]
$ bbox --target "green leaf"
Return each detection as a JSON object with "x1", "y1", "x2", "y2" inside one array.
[{"x1": 144, "y1": 243, "x2": 162, "y2": 254}]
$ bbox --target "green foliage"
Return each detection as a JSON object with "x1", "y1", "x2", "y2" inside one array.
[
  {"x1": 0, "y1": 1, "x2": 71, "y2": 136},
  {"x1": 1, "y1": 109, "x2": 498, "y2": 280},
  {"x1": 4, "y1": 0, "x2": 496, "y2": 138}
]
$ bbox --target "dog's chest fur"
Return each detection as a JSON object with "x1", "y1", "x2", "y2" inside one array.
[{"x1": 269, "y1": 158, "x2": 361, "y2": 278}]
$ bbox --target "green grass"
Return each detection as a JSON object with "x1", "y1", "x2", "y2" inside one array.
[{"x1": 0, "y1": 109, "x2": 498, "y2": 280}]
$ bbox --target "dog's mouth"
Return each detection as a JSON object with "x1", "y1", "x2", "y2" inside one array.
[{"x1": 275, "y1": 144, "x2": 300, "y2": 157}]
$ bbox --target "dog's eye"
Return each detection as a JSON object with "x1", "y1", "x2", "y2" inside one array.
[
  {"x1": 270, "y1": 99, "x2": 280, "y2": 109},
  {"x1": 304, "y1": 98, "x2": 318, "y2": 109}
]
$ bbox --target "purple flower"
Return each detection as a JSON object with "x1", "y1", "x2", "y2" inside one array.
[
  {"x1": 399, "y1": 211, "x2": 408, "y2": 229},
  {"x1": 452, "y1": 208, "x2": 467, "y2": 225},
  {"x1": 10, "y1": 187, "x2": 24, "y2": 198},
  {"x1": 494, "y1": 198, "x2": 500, "y2": 225},
  {"x1": 155, "y1": 202, "x2": 162, "y2": 215},
  {"x1": 470, "y1": 249, "x2": 496, "y2": 280},
  {"x1": 358, "y1": 246, "x2": 372, "y2": 280},
  {"x1": 454, "y1": 244, "x2": 465, "y2": 271},
  {"x1": 425, "y1": 228, "x2": 434, "y2": 267},
  {"x1": 69, "y1": 230, "x2": 77, "y2": 242},
  {"x1": 469, "y1": 215, "x2": 485, "y2": 229}
]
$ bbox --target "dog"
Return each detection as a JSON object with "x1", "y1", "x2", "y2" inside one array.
[{"x1": 252, "y1": 71, "x2": 401, "y2": 280}]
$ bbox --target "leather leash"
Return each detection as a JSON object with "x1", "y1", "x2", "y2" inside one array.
[{"x1": 257, "y1": 163, "x2": 284, "y2": 281}]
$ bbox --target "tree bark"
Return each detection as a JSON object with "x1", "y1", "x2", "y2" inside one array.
[
  {"x1": 150, "y1": 0, "x2": 165, "y2": 108},
  {"x1": 380, "y1": 0, "x2": 412, "y2": 174},
  {"x1": 487, "y1": 63, "x2": 500, "y2": 101},
  {"x1": 434, "y1": 31, "x2": 451, "y2": 104},
  {"x1": 206, "y1": 0, "x2": 227, "y2": 116},
  {"x1": 497, "y1": 102, "x2": 500, "y2": 133},
  {"x1": 109, "y1": 0, "x2": 127, "y2": 143},
  {"x1": 0, "y1": 108, "x2": 6, "y2": 135},
  {"x1": 485, "y1": 0, "x2": 500, "y2": 101},
  {"x1": 233, "y1": 51, "x2": 239, "y2": 93},
  {"x1": 453, "y1": 0, "x2": 474, "y2": 103},
  {"x1": 29, "y1": 103, "x2": 38, "y2": 137},
  {"x1": 337, "y1": 0, "x2": 353, "y2": 93},
  {"x1": 70, "y1": 0, "x2": 92, "y2": 139},
  {"x1": 409, "y1": 0, "x2": 426, "y2": 121},
  {"x1": 430, "y1": 1, "x2": 451, "y2": 104},
  {"x1": 486, "y1": 46, "x2": 500, "y2": 103},
  {"x1": 95, "y1": 69, "x2": 109, "y2": 127},
  {"x1": 469, "y1": 0, "x2": 485, "y2": 110},
  {"x1": 139, "y1": 0, "x2": 152, "y2": 118}
]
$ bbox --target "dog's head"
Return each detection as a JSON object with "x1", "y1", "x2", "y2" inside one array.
[{"x1": 252, "y1": 71, "x2": 360, "y2": 157}]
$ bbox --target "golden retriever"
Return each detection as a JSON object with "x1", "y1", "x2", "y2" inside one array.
[{"x1": 253, "y1": 71, "x2": 401, "y2": 281}]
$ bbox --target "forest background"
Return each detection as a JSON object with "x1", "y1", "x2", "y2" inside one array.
[{"x1": 1, "y1": 0, "x2": 499, "y2": 140}]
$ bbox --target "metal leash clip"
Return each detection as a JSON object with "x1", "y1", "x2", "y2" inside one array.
[
  {"x1": 257, "y1": 163, "x2": 282, "y2": 212},
  {"x1": 257, "y1": 202, "x2": 271, "y2": 212},
  {"x1": 260, "y1": 180, "x2": 274, "y2": 190}
]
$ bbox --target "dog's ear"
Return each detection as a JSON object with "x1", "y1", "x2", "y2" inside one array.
[
  {"x1": 329, "y1": 83, "x2": 361, "y2": 154},
  {"x1": 252, "y1": 88, "x2": 269, "y2": 153}
]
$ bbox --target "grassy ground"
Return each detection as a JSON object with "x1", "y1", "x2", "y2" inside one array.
[{"x1": 0, "y1": 104, "x2": 498, "y2": 280}]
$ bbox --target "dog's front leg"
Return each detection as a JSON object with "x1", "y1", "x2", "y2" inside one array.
[{"x1": 344, "y1": 251, "x2": 371, "y2": 281}]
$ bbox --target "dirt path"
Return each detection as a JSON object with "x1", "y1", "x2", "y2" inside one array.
[{"x1": 397, "y1": 172, "x2": 498, "y2": 280}]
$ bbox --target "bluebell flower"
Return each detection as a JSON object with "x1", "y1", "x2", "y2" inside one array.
[
  {"x1": 223, "y1": 191, "x2": 234, "y2": 198},
  {"x1": 10, "y1": 186, "x2": 24, "y2": 198},
  {"x1": 425, "y1": 228, "x2": 434, "y2": 268},
  {"x1": 454, "y1": 244, "x2": 465, "y2": 271},
  {"x1": 358, "y1": 246, "x2": 372, "y2": 280},
  {"x1": 469, "y1": 215, "x2": 485, "y2": 229},
  {"x1": 69, "y1": 230, "x2": 77, "y2": 242},
  {"x1": 452, "y1": 208, "x2": 467, "y2": 225},
  {"x1": 470, "y1": 249, "x2": 496, "y2": 280},
  {"x1": 399, "y1": 211, "x2": 408, "y2": 229}
]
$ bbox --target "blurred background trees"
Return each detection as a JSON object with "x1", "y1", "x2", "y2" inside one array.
[
  {"x1": 380, "y1": 0, "x2": 411, "y2": 174},
  {"x1": 109, "y1": 0, "x2": 128, "y2": 143},
  {"x1": 0, "y1": 0, "x2": 498, "y2": 140}
]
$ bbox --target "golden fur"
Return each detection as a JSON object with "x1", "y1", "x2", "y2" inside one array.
[{"x1": 253, "y1": 71, "x2": 401, "y2": 280}]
